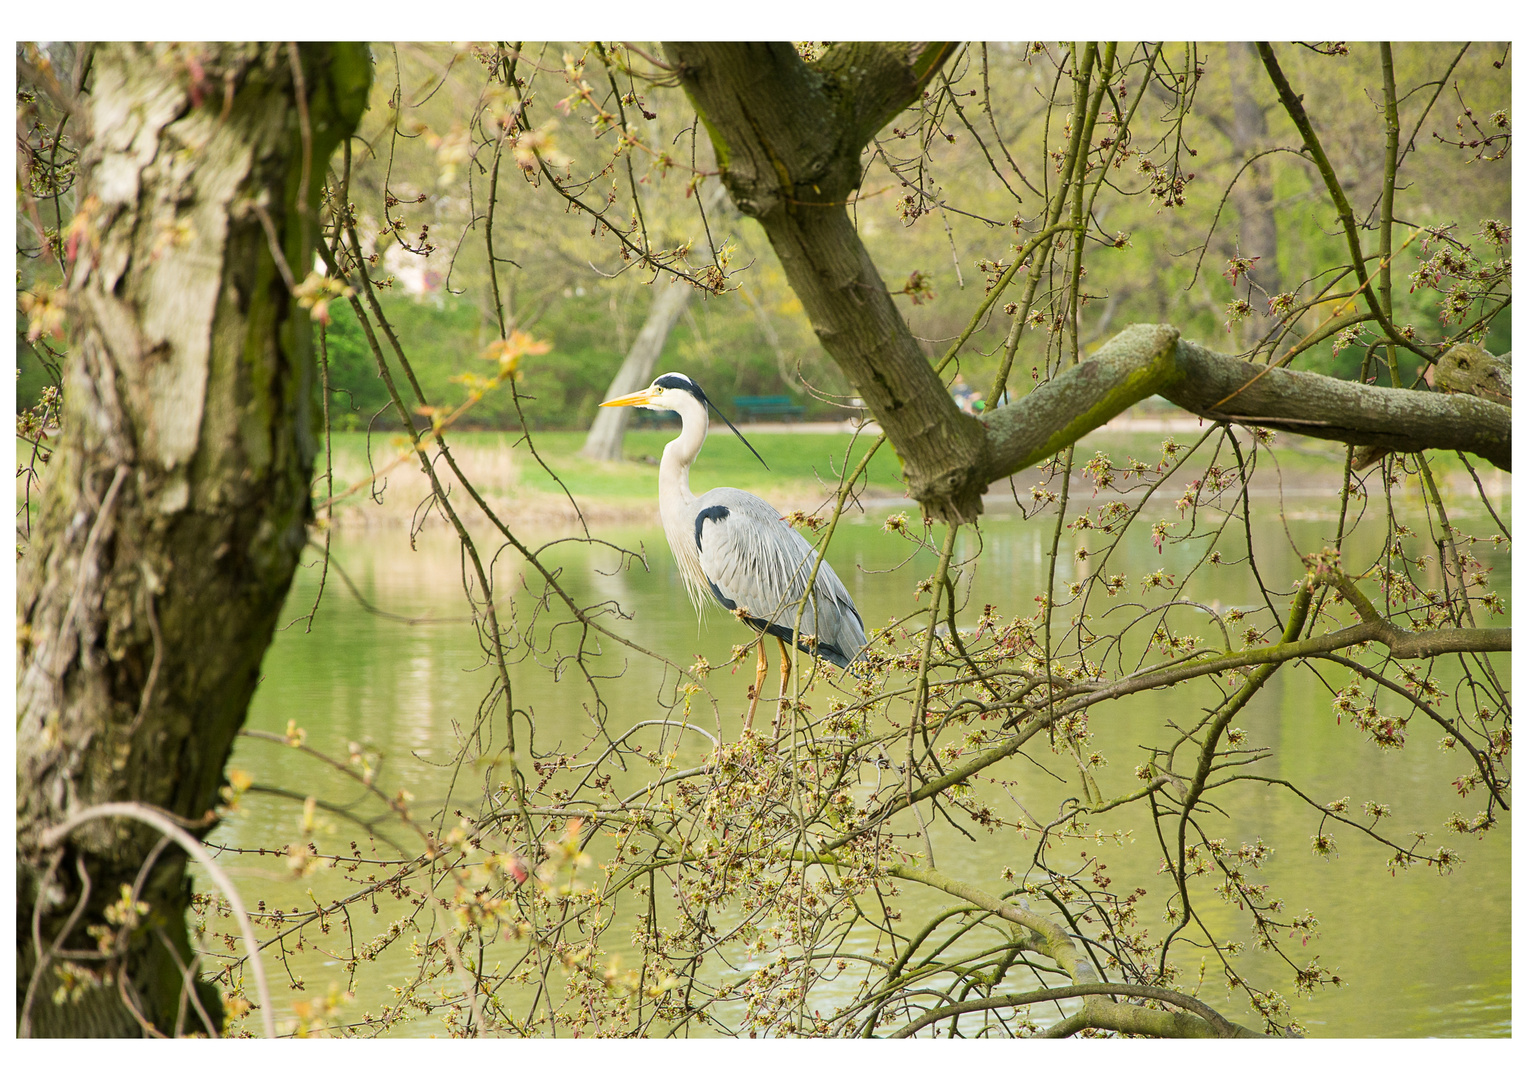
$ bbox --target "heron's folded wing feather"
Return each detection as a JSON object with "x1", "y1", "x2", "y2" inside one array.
[{"x1": 695, "y1": 490, "x2": 867, "y2": 663}]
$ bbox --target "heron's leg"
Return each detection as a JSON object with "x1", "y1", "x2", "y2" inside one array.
[
  {"x1": 773, "y1": 637, "x2": 792, "y2": 737},
  {"x1": 744, "y1": 640, "x2": 768, "y2": 730}
]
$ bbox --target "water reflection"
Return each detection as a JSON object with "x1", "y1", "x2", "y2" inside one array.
[{"x1": 207, "y1": 493, "x2": 1510, "y2": 1037}]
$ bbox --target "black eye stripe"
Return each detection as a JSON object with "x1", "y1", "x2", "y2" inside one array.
[{"x1": 654, "y1": 373, "x2": 706, "y2": 402}]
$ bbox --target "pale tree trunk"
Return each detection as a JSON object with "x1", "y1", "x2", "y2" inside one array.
[
  {"x1": 16, "y1": 42, "x2": 370, "y2": 1037},
  {"x1": 581, "y1": 184, "x2": 732, "y2": 461},
  {"x1": 581, "y1": 275, "x2": 697, "y2": 460},
  {"x1": 1225, "y1": 41, "x2": 1281, "y2": 295}
]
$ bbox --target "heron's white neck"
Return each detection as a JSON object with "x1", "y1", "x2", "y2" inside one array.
[
  {"x1": 657, "y1": 393, "x2": 709, "y2": 516},
  {"x1": 657, "y1": 393, "x2": 711, "y2": 611}
]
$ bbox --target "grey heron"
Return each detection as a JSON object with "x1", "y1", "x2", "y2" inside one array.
[{"x1": 600, "y1": 373, "x2": 868, "y2": 729}]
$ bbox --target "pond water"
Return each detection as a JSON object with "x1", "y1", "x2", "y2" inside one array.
[{"x1": 200, "y1": 472, "x2": 1510, "y2": 1038}]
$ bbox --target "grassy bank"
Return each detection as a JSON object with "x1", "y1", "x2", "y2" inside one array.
[{"x1": 315, "y1": 423, "x2": 1509, "y2": 532}]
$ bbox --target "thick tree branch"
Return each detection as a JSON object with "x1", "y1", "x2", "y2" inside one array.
[
  {"x1": 981, "y1": 324, "x2": 1511, "y2": 482},
  {"x1": 668, "y1": 43, "x2": 1508, "y2": 521}
]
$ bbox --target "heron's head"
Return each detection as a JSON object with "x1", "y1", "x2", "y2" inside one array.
[
  {"x1": 599, "y1": 372, "x2": 770, "y2": 470},
  {"x1": 599, "y1": 372, "x2": 706, "y2": 412}
]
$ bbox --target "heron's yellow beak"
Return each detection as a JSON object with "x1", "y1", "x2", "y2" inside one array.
[{"x1": 599, "y1": 388, "x2": 658, "y2": 408}]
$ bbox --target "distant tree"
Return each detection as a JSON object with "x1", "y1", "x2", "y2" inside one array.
[
  {"x1": 1213, "y1": 41, "x2": 1283, "y2": 298},
  {"x1": 582, "y1": 184, "x2": 733, "y2": 461}
]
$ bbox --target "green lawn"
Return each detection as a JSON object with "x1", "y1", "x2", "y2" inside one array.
[{"x1": 309, "y1": 422, "x2": 1512, "y2": 519}]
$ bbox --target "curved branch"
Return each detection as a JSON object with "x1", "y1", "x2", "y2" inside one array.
[
  {"x1": 891, "y1": 980, "x2": 1253, "y2": 1039},
  {"x1": 884, "y1": 863, "x2": 1269, "y2": 1038},
  {"x1": 666, "y1": 41, "x2": 990, "y2": 523},
  {"x1": 38, "y1": 802, "x2": 276, "y2": 1039}
]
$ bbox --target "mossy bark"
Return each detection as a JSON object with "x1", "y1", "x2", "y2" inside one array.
[
  {"x1": 17, "y1": 42, "x2": 369, "y2": 1038},
  {"x1": 981, "y1": 324, "x2": 1512, "y2": 479},
  {"x1": 1434, "y1": 342, "x2": 1511, "y2": 405}
]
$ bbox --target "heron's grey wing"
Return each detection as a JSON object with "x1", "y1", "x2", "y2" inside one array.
[{"x1": 694, "y1": 489, "x2": 867, "y2": 667}]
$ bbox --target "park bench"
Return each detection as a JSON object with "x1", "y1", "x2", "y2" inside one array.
[
  {"x1": 733, "y1": 395, "x2": 806, "y2": 422},
  {"x1": 632, "y1": 408, "x2": 680, "y2": 428}
]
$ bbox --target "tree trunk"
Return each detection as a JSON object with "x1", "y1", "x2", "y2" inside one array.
[
  {"x1": 581, "y1": 275, "x2": 697, "y2": 460},
  {"x1": 665, "y1": 42, "x2": 991, "y2": 523},
  {"x1": 1225, "y1": 41, "x2": 1281, "y2": 295},
  {"x1": 16, "y1": 42, "x2": 370, "y2": 1038}
]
